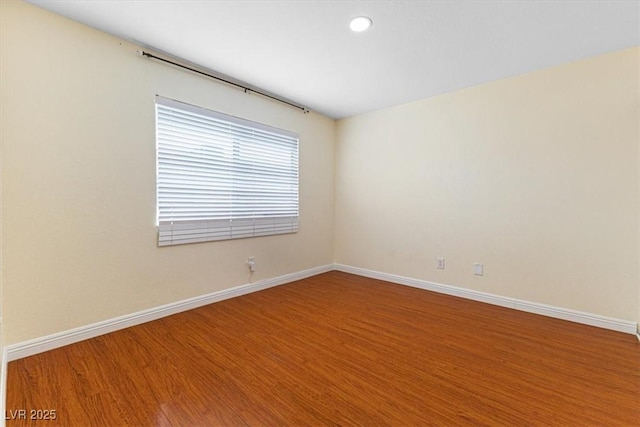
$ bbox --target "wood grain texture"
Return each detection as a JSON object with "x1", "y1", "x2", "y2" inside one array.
[{"x1": 6, "y1": 271, "x2": 640, "y2": 426}]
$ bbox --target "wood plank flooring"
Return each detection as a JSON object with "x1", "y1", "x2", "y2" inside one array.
[{"x1": 6, "y1": 271, "x2": 640, "y2": 426}]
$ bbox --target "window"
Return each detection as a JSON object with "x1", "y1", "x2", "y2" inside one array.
[{"x1": 155, "y1": 96, "x2": 299, "y2": 246}]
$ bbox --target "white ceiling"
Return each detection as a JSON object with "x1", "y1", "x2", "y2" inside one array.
[{"x1": 27, "y1": 0, "x2": 640, "y2": 119}]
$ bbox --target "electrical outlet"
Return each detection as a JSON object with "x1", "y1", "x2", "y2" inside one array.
[
  {"x1": 474, "y1": 263, "x2": 483, "y2": 276},
  {"x1": 436, "y1": 257, "x2": 445, "y2": 270},
  {"x1": 247, "y1": 256, "x2": 256, "y2": 272}
]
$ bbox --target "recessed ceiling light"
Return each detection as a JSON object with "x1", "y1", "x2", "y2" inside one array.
[{"x1": 350, "y1": 16, "x2": 372, "y2": 32}]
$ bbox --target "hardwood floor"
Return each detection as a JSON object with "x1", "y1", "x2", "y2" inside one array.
[{"x1": 6, "y1": 271, "x2": 640, "y2": 426}]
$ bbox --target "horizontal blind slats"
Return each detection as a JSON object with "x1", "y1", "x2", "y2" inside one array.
[
  {"x1": 158, "y1": 217, "x2": 298, "y2": 246},
  {"x1": 156, "y1": 96, "x2": 299, "y2": 246}
]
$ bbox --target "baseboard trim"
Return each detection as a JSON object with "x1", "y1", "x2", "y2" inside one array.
[
  {"x1": 5, "y1": 264, "x2": 333, "y2": 362},
  {"x1": 334, "y1": 264, "x2": 638, "y2": 335},
  {"x1": 4, "y1": 263, "x2": 637, "y2": 363},
  {"x1": 1, "y1": 347, "x2": 7, "y2": 427}
]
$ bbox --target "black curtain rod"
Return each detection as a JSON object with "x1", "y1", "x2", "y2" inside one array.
[{"x1": 140, "y1": 50, "x2": 309, "y2": 114}]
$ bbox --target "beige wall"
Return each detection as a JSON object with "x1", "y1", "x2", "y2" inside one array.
[
  {"x1": 336, "y1": 47, "x2": 640, "y2": 322},
  {"x1": 0, "y1": 1, "x2": 335, "y2": 344},
  {"x1": 637, "y1": 47, "x2": 640, "y2": 336},
  {"x1": 1, "y1": 1, "x2": 639, "y2": 347}
]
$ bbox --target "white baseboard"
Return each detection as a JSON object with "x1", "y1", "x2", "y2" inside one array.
[
  {"x1": 334, "y1": 264, "x2": 638, "y2": 335},
  {"x1": 4, "y1": 262, "x2": 637, "y2": 364},
  {"x1": 5, "y1": 264, "x2": 333, "y2": 362},
  {"x1": 1, "y1": 347, "x2": 7, "y2": 427}
]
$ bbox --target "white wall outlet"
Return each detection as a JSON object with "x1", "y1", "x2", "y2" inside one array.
[
  {"x1": 474, "y1": 263, "x2": 484, "y2": 276},
  {"x1": 247, "y1": 256, "x2": 256, "y2": 272},
  {"x1": 436, "y1": 257, "x2": 445, "y2": 270}
]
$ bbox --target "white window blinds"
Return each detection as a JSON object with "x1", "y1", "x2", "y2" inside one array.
[{"x1": 155, "y1": 96, "x2": 299, "y2": 246}]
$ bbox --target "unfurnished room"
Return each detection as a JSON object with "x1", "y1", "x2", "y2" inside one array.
[{"x1": 0, "y1": 0, "x2": 639, "y2": 425}]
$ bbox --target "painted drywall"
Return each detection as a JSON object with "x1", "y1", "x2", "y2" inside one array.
[
  {"x1": 637, "y1": 47, "x2": 640, "y2": 335},
  {"x1": 0, "y1": 1, "x2": 335, "y2": 344},
  {"x1": 336, "y1": 47, "x2": 640, "y2": 323}
]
